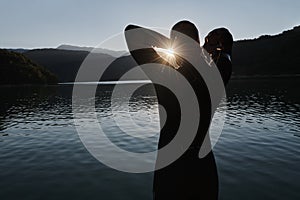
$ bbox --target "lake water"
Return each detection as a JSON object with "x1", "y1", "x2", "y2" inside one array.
[{"x1": 0, "y1": 78, "x2": 300, "y2": 200}]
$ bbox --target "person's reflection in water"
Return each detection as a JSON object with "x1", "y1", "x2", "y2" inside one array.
[{"x1": 125, "y1": 20, "x2": 233, "y2": 200}]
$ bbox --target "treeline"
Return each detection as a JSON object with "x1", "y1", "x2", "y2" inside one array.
[
  {"x1": 232, "y1": 25, "x2": 300, "y2": 77},
  {"x1": 0, "y1": 49, "x2": 57, "y2": 84}
]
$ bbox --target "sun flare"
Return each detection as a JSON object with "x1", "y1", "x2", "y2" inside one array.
[
  {"x1": 154, "y1": 47, "x2": 175, "y2": 59},
  {"x1": 153, "y1": 46, "x2": 180, "y2": 69}
]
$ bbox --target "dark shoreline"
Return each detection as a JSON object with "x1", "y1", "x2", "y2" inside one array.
[
  {"x1": 231, "y1": 74, "x2": 300, "y2": 80},
  {"x1": 1, "y1": 75, "x2": 300, "y2": 87}
]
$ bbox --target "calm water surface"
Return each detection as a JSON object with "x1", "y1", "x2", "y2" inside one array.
[{"x1": 0, "y1": 78, "x2": 299, "y2": 200}]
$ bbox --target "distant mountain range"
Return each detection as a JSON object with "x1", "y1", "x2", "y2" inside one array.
[
  {"x1": 57, "y1": 44, "x2": 128, "y2": 57},
  {"x1": 24, "y1": 49, "x2": 145, "y2": 82},
  {"x1": 2, "y1": 25, "x2": 300, "y2": 84}
]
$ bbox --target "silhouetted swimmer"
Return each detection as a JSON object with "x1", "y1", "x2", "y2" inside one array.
[
  {"x1": 125, "y1": 20, "x2": 233, "y2": 200},
  {"x1": 203, "y1": 27, "x2": 233, "y2": 85}
]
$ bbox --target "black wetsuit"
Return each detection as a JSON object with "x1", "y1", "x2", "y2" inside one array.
[{"x1": 125, "y1": 25, "x2": 232, "y2": 200}]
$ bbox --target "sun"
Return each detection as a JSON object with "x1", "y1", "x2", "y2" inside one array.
[
  {"x1": 153, "y1": 47, "x2": 175, "y2": 59},
  {"x1": 153, "y1": 46, "x2": 180, "y2": 69},
  {"x1": 163, "y1": 48, "x2": 175, "y2": 58}
]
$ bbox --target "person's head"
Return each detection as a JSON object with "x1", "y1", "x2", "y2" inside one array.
[
  {"x1": 203, "y1": 28, "x2": 233, "y2": 55},
  {"x1": 171, "y1": 20, "x2": 200, "y2": 45}
]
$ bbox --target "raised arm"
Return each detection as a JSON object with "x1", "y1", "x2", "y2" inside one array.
[{"x1": 124, "y1": 24, "x2": 172, "y2": 67}]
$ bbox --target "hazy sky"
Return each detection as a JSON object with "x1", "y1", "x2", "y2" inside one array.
[{"x1": 1, "y1": 0, "x2": 299, "y2": 49}]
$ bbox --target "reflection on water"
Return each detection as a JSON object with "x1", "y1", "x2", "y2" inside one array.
[
  {"x1": 216, "y1": 79, "x2": 300, "y2": 200},
  {"x1": 0, "y1": 78, "x2": 300, "y2": 200}
]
